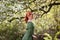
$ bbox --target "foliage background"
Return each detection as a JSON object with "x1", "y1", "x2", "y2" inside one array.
[{"x1": 0, "y1": 0, "x2": 60, "y2": 40}]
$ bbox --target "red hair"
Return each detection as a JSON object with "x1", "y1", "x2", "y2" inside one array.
[{"x1": 25, "y1": 11, "x2": 33, "y2": 23}]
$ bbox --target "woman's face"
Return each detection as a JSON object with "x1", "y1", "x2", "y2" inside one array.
[
  {"x1": 26, "y1": 11, "x2": 31, "y2": 16},
  {"x1": 26, "y1": 11, "x2": 33, "y2": 20},
  {"x1": 28, "y1": 15, "x2": 33, "y2": 20}
]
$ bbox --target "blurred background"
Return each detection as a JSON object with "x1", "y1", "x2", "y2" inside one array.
[{"x1": 0, "y1": 0, "x2": 60, "y2": 40}]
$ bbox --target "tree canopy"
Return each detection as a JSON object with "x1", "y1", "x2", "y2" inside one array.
[{"x1": 0, "y1": 0, "x2": 60, "y2": 40}]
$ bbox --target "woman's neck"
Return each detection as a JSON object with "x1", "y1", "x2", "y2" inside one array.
[{"x1": 28, "y1": 20, "x2": 32, "y2": 22}]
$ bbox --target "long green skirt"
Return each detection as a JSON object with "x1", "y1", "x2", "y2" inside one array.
[{"x1": 22, "y1": 22, "x2": 34, "y2": 40}]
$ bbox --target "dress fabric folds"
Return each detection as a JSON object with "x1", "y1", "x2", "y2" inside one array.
[{"x1": 22, "y1": 22, "x2": 34, "y2": 40}]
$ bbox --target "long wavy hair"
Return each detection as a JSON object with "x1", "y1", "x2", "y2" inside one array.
[{"x1": 25, "y1": 11, "x2": 33, "y2": 23}]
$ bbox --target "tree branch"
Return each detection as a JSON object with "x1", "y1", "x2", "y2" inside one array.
[
  {"x1": 20, "y1": 1, "x2": 60, "y2": 18},
  {"x1": 8, "y1": 17, "x2": 24, "y2": 22},
  {"x1": 40, "y1": 2, "x2": 60, "y2": 17}
]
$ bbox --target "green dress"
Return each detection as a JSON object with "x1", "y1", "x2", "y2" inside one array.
[{"x1": 22, "y1": 22, "x2": 34, "y2": 40}]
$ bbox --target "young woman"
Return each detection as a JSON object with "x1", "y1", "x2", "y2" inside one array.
[{"x1": 22, "y1": 11, "x2": 34, "y2": 40}]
